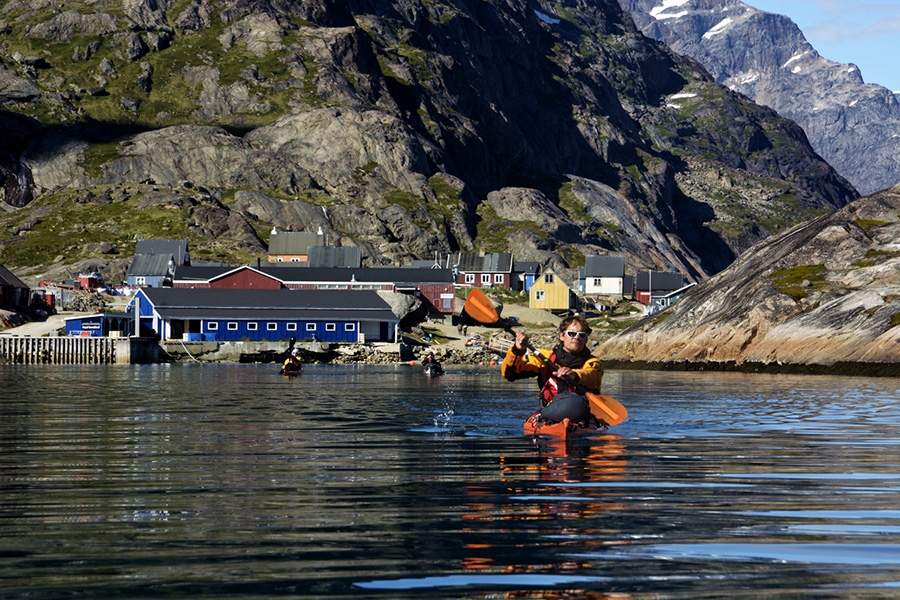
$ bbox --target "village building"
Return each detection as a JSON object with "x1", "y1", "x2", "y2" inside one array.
[
  {"x1": 267, "y1": 228, "x2": 325, "y2": 263},
  {"x1": 635, "y1": 271, "x2": 687, "y2": 307},
  {"x1": 127, "y1": 254, "x2": 175, "y2": 288},
  {"x1": 455, "y1": 252, "x2": 513, "y2": 289},
  {"x1": 135, "y1": 239, "x2": 191, "y2": 266},
  {"x1": 0, "y1": 265, "x2": 30, "y2": 310},
  {"x1": 529, "y1": 266, "x2": 576, "y2": 313},
  {"x1": 512, "y1": 261, "x2": 541, "y2": 292},
  {"x1": 131, "y1": 288, "x2": 399, "y2": 343},
  {"x1": 580, "y1": 254, "x2": 625, "y2": 297},
  {"x1": 64, "y1": 313, "x2": 135, "y2": 337},
  {"x1": 171, "y1": 264, "x2": 456, "y2": 315}
]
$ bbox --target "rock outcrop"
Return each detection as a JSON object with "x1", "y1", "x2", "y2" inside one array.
[{"x1": 596, "y1": 185, "x2": 900, "y2": 369}]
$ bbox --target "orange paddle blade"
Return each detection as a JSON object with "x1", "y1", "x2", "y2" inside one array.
[
  {"x1": 586, "y1": 393, "x2": 628, "y2": 426},
  {"x1": 463, "y1": 288, "x2": 501, "y2": 325}
]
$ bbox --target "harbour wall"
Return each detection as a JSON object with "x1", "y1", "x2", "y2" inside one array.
[{"x1": 0, "y1": 336, "x2": 160, "y2": 364}]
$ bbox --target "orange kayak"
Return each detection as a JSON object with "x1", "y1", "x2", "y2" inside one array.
[{"x1": 523, "y1": 411, "x2": 606, "y2": 440}]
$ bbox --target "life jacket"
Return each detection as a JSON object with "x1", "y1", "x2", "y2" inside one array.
[{"x1": 539, "y1": 351, "x2": 571, "y2": 406}]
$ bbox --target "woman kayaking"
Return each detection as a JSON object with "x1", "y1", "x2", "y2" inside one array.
[
  {"x1": 280, "y1": 348, "x2": 302, "y2": 376},
  {"x1": 501, "y1": 315, "x2": 603, "y2": 425}
]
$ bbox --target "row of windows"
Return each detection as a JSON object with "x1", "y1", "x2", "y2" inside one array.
[
  {"x1": 465, "y1": 274, "x2": 505, "y2": 284},
  {"x1": 205, "y1": 322, "x2": 355, "y2": 332}
]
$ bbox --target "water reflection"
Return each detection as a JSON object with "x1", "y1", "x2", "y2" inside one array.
[{"x1": 3, "y1": 365, "x2": 900, "y2": 598}]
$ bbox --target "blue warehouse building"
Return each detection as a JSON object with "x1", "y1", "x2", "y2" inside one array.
[{"x1": 132, "y1": 288, "x2": 399, "y2": 343}]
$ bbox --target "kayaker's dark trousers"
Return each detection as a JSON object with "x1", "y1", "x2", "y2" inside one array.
[{"x1": 540, "y1": 392, "x2": 591, "y2": 424}]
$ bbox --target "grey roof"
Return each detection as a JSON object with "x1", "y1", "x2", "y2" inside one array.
[
  {"x1": 456, "y1": 252, "x2": 512, "y2": 272},
  {"x1": 513, "y1": 261, "x2": 540, "y2": 274},
  {"x1": 140, "y1": 288, "x2": 398, "y2": 321},
  {"x1": 267, "y1": 231, "x2": 323, "y2": 255},
  {"x1": 128, "y1": 254, "x2": 174, "y2": 277},
  {"x1": 636, "y1": 271, "x2": 685, "y2": 291},
  {"x1": 173, "y1": 265, "x2": 455, "y2": 285},
  {"x1": 0, "y1": 265, "x2": 28, "y2": 289},
  {"x1": 307, "y1": 246, "x2": 361, "y2": 268},
  {"x1": 584, "y1": 255, "x2": 625, "y2": 277},
  {"x1": 135, "y1": 239, "x2": 189, "y2": 264}
]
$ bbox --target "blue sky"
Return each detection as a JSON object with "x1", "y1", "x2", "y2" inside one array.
[{"x1": 745, "y1": 0, "x2": 900, "y2": 92}]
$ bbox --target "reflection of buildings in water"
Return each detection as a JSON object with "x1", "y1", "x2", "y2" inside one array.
[
  {"x1": 502, "y1": 591, "x2": 632, "y2": 599},
  {"x1": 457, "y1": 435, "x2": 630, "y2": 592}
]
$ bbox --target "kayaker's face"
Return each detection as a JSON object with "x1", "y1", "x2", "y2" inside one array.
[{"x1": 560, "y1": 325, "x2": 589, "y2": 353}]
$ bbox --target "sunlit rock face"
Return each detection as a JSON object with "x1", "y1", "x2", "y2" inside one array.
[{"x1": 597, "y1": 185, "x2": 900, "y2": 367}]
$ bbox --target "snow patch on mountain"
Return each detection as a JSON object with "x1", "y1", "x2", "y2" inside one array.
[
  {"x1": 649, "y1": 0, "x2": 690, "y2": 20},
  {"x1": 703, "y1": 17, "x2": 733, "y2": 39}
]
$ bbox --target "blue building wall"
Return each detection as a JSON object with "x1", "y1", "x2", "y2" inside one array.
[
  {"x1": 65, "y1": 314, "x2": 134, "y2": 337},
  {"x1": 65, "y1": 315, "x2": 105, "y2": 337},
  {"x1": 133, "y1": 289, "x2": 374, "y2": 342},
  {"x1": 201, "y1": 320, "x2": 359, "y2": 343}
]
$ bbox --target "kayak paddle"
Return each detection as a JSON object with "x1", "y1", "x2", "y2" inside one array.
[{"x1": 462, "y1": 288, "x2": 628, "y2": 426}]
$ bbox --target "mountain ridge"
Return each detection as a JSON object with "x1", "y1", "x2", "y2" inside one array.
[
  {"x1": 620, "y1": 0, "x2": 900, "y2": 196},
  {"x1": 0, "y1": 0, "x2": 857, "y2": 284}
]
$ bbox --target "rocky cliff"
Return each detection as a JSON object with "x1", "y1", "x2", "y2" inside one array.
[
  {"x1": 596, "y1": 184, "x2": 900, "y2": 370},
  {"x1": 621, "y1": 0, "x2": 900, "y2": 196},
  {"x1": 0, "y1": 0, "x2": 857, "y2": 283}
]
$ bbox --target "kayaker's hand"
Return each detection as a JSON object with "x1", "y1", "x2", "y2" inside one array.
[
  {"x1": 513, "y1": 331, "x2": 529, "y2": 353},
  {"x1": 554, "y1": 367, "x2": 578, "y2": 385}
]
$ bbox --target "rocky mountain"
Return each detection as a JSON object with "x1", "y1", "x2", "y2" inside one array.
[
  {"x1": 620, "y1": 0, "x2": 900, "y2": 196},
  {"x1": 0, "y1": 0, "x2": 857, "y2": 285},
  {"x1": 596, "y1": 183, "x2": 900, "y2": 370}
]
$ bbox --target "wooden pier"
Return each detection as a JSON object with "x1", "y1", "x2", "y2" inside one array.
[{"x1": 0, "y1": 336, "x2": 160, "y2": 364}]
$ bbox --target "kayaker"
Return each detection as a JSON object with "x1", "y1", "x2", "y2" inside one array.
[
  {"x1": 281, "y1": 348, "x2": 302, "y2": 374},
  {"x1": 422, "y1": 351, "x2": 443, "y2": 374},
  {"x1": 501, "y1": 315, "x2": 603, "y2": 425}
]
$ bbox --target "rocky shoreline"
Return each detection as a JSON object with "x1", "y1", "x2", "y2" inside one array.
[{"x1": 602, "y1": 359, "x2": 900, "y2": 378}]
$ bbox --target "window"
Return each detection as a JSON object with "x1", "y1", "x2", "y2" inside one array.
[
  {"x1": 276, "y1": 257, "x2": 283, "y2": 262},
  {"x1": 494, "y1": 274, "x2": 504, "y2": 284},
  {"x1": 306, "y1": 323, "x2": 316, "y2": 331},
  {"x1": 326, "y1": 323, "x2": 336, "y2": 332},
  {"x1": 481, "y1": 274, "x2": 491, "y2": 285},
  {"x1": 287, "y1": 323, "x2": 297, "y2": 331},
  {"x1": 544, "y1": 273, "x2": 554, "y2": 284},
  {"x1": 207, "y1": 322, "x2": 218, "y2": 331},
  {"x1": 592, "y1": 278, "x2": 601, "y2": 286},
  {"x1": 267, "y1": 323, "x2": 277, "y2": 331},
  {"x1": 465, "y1": 273, "x2": 475, "y2": 284},
  {"x1": 345, "y1": 323, "x2": 355, "y2": 331},
  {"x1": 135, "y1": 276, "x2": 146, "y2": 285},
  {"x1": 535, "y1": 290, "x2": 546, "y2": 301},
  {"x1": 247, "y1": 323, "x2": 258, "y2": 331},
  {"x1": 290, "y1": 257, "x2": 300, "y2": 262},
  {"x1": 227, "y1": 322, "x2": 238, "y2": 330}
]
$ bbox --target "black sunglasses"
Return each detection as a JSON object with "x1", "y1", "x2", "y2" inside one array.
[{"x1": 564, "y1": 331, "x2": 588, "y2": 339}]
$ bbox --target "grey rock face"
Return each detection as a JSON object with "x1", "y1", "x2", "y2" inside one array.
[
  {"x1": 620, "y1": 0, "x2": 900, "y2": 195},
  {"x1": 597, "y1": 185, "x2": 900, "y2": 366}
]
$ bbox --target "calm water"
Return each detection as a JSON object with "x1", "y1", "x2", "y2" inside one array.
[{"x1": 2, "y1": 363, "x2": 900, "y2": 599}]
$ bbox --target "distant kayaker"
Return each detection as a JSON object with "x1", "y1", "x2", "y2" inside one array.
[
  {"x1": 422, "y1": 351, "x2": 443, "y2": 375},
  {"x1": 281, "y1": 348, "x2": 302, "y2": 374},
  {"x1": 501, "y1": 315, "x2": 603, "y2": 425}
]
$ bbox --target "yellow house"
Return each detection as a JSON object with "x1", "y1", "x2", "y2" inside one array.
[{"x1": 529, "y1": 267, "x2": 575, "y2": 312}]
